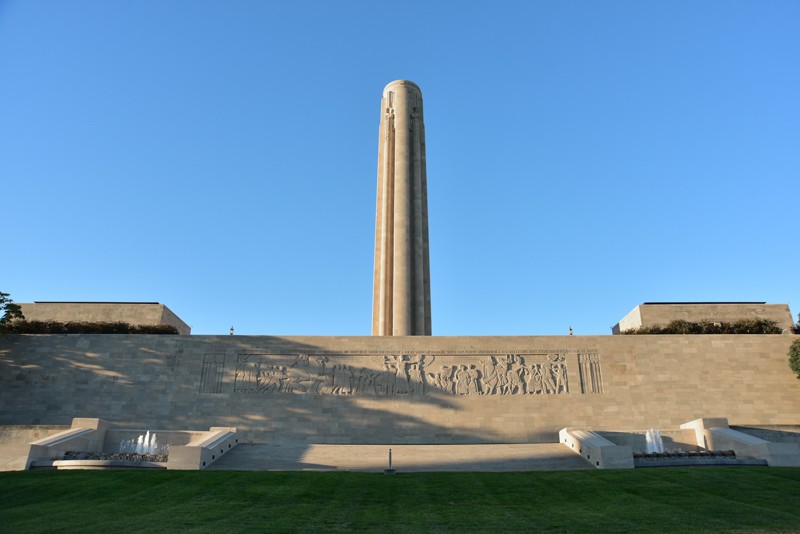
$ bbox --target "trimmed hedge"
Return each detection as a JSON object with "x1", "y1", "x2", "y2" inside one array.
[
  {"x1": 4, "y1": 320, "x2": 179, "y2": 335},
  {"x1": 790, "y1": 340, "x2": 800, "y2": 379},
  {"x1": 622, "y1": 319, "x2": 782, "y2": 335}
]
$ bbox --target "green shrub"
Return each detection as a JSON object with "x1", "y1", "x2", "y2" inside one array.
[
  {"x1": 726, "y1": 319, "x2": 783, "y2": 334},
  {"x1": 0, "y1": 291, "x2": 24, "y2": 333},
  {"x1": 790, "y1": 340, "x2": 800, "y2": 379},
  {"x1": 623, "y1": 319, "x2": 782, "y2": 335},
  {"x1": 4, "y1": 320, "x2": 178, "y2": 335}
]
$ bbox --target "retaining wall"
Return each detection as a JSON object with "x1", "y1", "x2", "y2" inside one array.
[{"x1": 1, "y1": 334, "x2": 798, "y2": 444}]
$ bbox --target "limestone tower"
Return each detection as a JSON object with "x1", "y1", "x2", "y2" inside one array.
[{"x1": 372, "y1": 80, "x2": 432, "y2": 336}]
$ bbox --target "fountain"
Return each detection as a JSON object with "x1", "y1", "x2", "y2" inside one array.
[
  {"x1": 644, "y1": 428, "x2": 665, "y2": 454},
  {"x1": 119, "y1": 431, "x2": 168, "y2": 455},
  {"x1": 56, "y1": 430, "x2": 169, "y2": 466},
  {"x1": 24, "y1": 422, "x2": 237, "y2": 470}
]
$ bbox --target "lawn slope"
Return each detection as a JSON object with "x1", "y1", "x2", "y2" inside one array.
[{"x1": 2, "y1": 468, "x2": 799, "y2": 532}]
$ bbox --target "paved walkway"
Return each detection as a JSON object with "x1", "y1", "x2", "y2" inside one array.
[{"x1": 208, "y1": 443, "x2": 592, "y2": 472}]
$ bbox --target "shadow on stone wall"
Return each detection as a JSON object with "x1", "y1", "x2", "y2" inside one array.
[{"x1": 0, "y1": 334, "x2": 575, "y2": 467}]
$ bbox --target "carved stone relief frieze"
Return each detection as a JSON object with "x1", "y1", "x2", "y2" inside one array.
[{"x1": 227, "y1": 350, "x2": 602, "y2": 397}]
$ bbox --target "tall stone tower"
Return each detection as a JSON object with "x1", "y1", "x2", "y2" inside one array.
[{"x1": 372, "y1": 80, "x2": 431, "y2": 336}]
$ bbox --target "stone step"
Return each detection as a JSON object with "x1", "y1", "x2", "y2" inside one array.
[{"x1": 207, "y1": 442, "x2": 592, "y2": 472}]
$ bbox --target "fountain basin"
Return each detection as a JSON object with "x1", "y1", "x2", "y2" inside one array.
[
  {"x1": 22, "y1": 419, "x2": 238, "y2": 470},
  {"x1": 30, "y1": 459, "x2": 167, "y2": 470}
]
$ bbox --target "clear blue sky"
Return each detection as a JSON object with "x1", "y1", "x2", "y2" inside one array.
[{"x1": 1, "y1": 1, "x2": 797, "y2": 335}]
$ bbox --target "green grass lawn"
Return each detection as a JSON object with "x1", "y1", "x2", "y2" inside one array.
[{"x1": 1, "y1": 468, "x2": 799, "y2": 533}]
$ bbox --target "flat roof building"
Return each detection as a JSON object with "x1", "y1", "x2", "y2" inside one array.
[
  {"x1": 17, "y1": 302, "x2": 191, "y2": 335},
  {"x1": 612, "y1": 302, "x2": 794, "y2": 334}
]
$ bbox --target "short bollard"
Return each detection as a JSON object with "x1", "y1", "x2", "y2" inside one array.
[{"x1": 384, "y1": 447, "x2": 396, "y2": 475}]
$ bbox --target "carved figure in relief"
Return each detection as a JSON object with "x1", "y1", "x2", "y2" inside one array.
[
  {"x1": 528, "y1": 364, "x2": 544, "y2": 394},
  {"x1": 252, "y1": 364, "x2": 266, "y2": 392},
  {"x1": 455, "y1": 365, "x2": 470, "y2": 395},
  {"x1": 407, "y1": 355, "x2": 434, "y2": 395},
  {"x1": 352, "y1": 366, "x2": 378, "y2": 395},
  {"x1": 360, "y1": 367, "x2": 381, "y2": 395},
  {"x1": 289, "y1": 376, "x2": 308, "y2": 394},
  {"x1": 234, "y1": 356, "x2": 257, "y2": 392},
  {"x1": 481, "y1": 357, "x2": 500, "y2": 395},
  {"x1": 255, "y1": 365, "x2": 276, "y2": 393},
  {"x1": 315, "y1": 356, "x2": 329, "y2": 378},
  {"x1": 404, "y1": 355, "x2": 419, "y2": 395},
  {"x1": 556, "y1": 363, "x2": 568, "y2": 393},
  {"x1": 349, "y1": 367, "x2": 362, "y2": 395},
  {"x1": 448, "y1": 364, "x2": 480, "y2": 395},
  {"x1": 544, "y1": 364, "x2": 558, "y2": 394},
  {"x1": 268, "y1": 365, "x2": 284, "y2": 393},
  {"x1": 520, "y1": 366, "x2": 532, "y2": 394},
  {"x1": 247, "y1": 360, "x2": 260, "y2": 391},
  {"x1": 277, "y1": 366, "x2": 290, "y2": 393},
  {"x1": 467, "y1": 365, "x2": 481, "y2": 395},
  {"x1": 407, "y1": 362, "x2": 423, "y2": 395},
  {"x1": 427, "y1": 370, "x2": 439, "y2": 391},
  {"x1": 248, "y1": 363, "x2": 260, "y2": 392},
  {"x1": 394, "y1": 356, "x2": 410, "y2": 395},
  {"x1": 309, "y1": 372, "x2": 326, "y2": 395},
  {"x1": 331, "y1": 365, "x2": 352, "y2": 395},
  {"x1": 292, "y1": 354, "x2": 310, "y2": 368},
  {"x1": 506, "y1": 356, "x2": 527, "y2": 395},
  {"x1": 382, "y1": 356, "x2": 399, "y2": 396},
  {"x1": 350, "y1": 367, "x2": 363, "y2": 395},
  {"x1": 496, "y1": 358, "x2": 510, "y2": 394},
  {"x1": 433, "y1": 365, "x2": 455, "y2": 394},
  {"x1": 344, "y1": 365, "x2": 355, "y2": 394},
  {"x1": 322, "y1": 365, "x2": 334, "y2": 394}
]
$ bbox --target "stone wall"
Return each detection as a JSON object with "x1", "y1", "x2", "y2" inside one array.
[{"x1": 0, "y1": 334, "x2": 798, "y2": 444}]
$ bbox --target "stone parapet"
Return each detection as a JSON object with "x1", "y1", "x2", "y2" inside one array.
[
  {"x1": 559, "y1": 428, "x2": 633, "y2": 469},
  {"x1": 24, "y1": 418, "x2": 111, "y2": 469},
  {"x1": 167, "y1": 427, "x2": 239, "y2": 470}
]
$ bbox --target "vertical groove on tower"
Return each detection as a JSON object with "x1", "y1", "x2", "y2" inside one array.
[
  {"x1": 372, "y1": 80, "x2": 431, "y2": 336},
  {"x1": 419, "y1": 110, "x2": 432, "y2": 335}
]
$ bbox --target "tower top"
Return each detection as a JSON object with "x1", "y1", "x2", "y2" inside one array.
[{"x1": 383, "y1": 80, "x2": 422, "y2": 94}]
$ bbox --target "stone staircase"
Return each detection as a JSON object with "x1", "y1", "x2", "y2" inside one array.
[{"x1": 207, "y1": 442, "x2": 591, "y2": 472}]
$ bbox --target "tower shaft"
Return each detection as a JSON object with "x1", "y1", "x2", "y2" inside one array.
[{"x1": 372, "y1": 80, "x2": 431, "y2": 336}]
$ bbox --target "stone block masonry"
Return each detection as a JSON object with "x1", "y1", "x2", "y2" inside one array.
[
  {"x1": 372, "y1": 81, "x2": 431, "y2": 336},
  {"x1": 1, "y1": 334, "x2": 798, "y2": 444}
]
